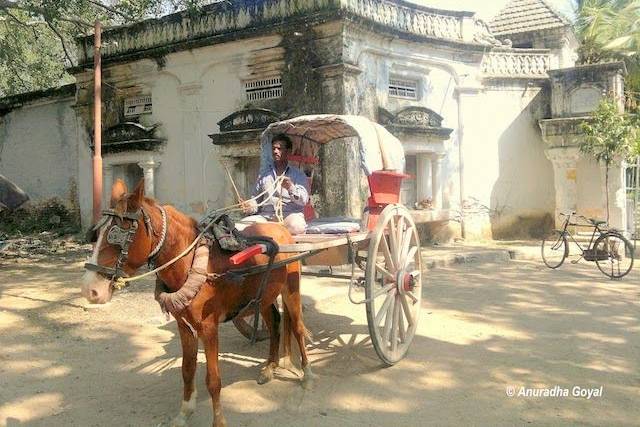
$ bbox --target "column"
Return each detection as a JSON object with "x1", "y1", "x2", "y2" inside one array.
[
  {"x1": 599, "y1": 162, "x2": 627, "y2": 232},
  {"x1": 416, "y1": 153, "x2": 432, "y2": 205},
  {"x1": 431, "y1": 154, "x2": 445, "y2": 209},
  {"x1": 137, "y1": 159, "x2": 160, "y2": 198},
  {"x1": 103, "y1": 164, "x2": 114, "y2": 206},
  {"x1": 545, "y1": 147, "x2": 580, "y2": 228},
  {"x1": 178, "y1": 83, "x2": 204, "y2": 213}
]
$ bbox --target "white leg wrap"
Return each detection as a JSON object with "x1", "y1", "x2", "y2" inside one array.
[{"x1": 171, "y1": 391, "x2": 197, "y2": 427}]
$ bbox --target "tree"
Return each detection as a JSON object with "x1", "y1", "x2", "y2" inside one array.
[
  {"x1": 574, "y1": 0, "x2": 640, "y2": 106},
  {"x1": 580, "y1": 98, "x2": 637, "y2": 222},
  {"x1": 0, "y1": 1, "x2": 207, "y2": 97}
]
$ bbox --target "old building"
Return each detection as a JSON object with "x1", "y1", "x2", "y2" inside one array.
[{"x1": 0, "y1": 0, "x2": 633, "y2": 240}]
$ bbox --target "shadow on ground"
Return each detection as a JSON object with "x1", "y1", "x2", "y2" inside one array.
[{"x1": 0, "y1": 256, "x2": 638, "y2": 426}]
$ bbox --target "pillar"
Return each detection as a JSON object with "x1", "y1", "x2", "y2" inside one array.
[
  {"x1": 545, "y1": 147, "x2": 580, "y2": 228},
  {"x1": 103, "y1": 164, "x2": 113, "y2": 206},
  {"x1": 431, "y1": 153, "x2": 445, "y2": 209},
  {"x1": 416, "y1": 153, "x2": 432, "y2": 205},
  {"x1": 137, "y1": 159, "x2": 160, "y2": 198},
  {"x1": 599, "y1": 162, "x2": 627, "y2": 232}
]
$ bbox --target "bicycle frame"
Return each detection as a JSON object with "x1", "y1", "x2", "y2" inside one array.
[{"x1": 556, "y1": 212, "x2": 607, "y2": 261}]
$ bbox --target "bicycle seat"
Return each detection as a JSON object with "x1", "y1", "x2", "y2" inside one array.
[{"x1": 588, "y1": 218, "x2": 606, "y2": 226}]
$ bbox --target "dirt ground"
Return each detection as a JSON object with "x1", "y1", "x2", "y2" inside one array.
[{"x1": 1, "y1": 242, "x2": 639, "y2": 426}]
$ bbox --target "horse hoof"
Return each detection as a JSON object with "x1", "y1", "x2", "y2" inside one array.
[
  {"x1": 171, "y1": 413, "x2": 187, "y2": 427},
  {"x1": 301, "y1": 366, "x2": 317, "y2": 390},
  {"x1": 257, "y1": 366, "x2": 274, "y2": 385}
]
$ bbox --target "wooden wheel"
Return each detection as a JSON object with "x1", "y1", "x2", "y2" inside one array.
[
  {"x1": 365, "y1": 204, "x2": 422, "y2": 365},
  {"x1": 232, "y1": 304, "x2": 271, "y2": 342}
]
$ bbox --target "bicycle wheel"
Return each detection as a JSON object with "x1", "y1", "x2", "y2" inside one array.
[
  {"x1": 594, "y1": 232, "x2": 635, "y2": 279},
  {"x1": 541, "y1": 231, "x2": 568, "y2": 269}
]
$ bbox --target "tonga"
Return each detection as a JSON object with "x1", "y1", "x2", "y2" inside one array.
[{"x1": 229, "y1": 115, "x2": 422, "y2": 366}]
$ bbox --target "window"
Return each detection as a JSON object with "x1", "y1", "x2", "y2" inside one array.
[
  {"x1": 124, "y1": 95, "x2": 152, "y2": 117},
  {"x1": 388, "y1": 78, "x2": 418, "y2": 100},
  {"x1": 245, "y1": 77, "x2": 282, "y2": 101}
]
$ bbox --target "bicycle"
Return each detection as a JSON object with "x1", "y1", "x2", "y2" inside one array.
[{"x1": 541, "y1": 211, "x2": 635, "y2": 279}]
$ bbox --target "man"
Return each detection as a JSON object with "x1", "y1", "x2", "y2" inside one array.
[{"x1": 239, "y1": 134, "x2": 309, "y2": 234}]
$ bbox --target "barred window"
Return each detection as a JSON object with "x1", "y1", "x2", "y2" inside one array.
[
  {"x1": 124, "y1": 95, "x2": 152, "y2": 117},
  {"x1": 245, "y1": 77, "x2": 282, "y2": 101},
  {"x1": 388, "y1": 78, "x2": 418, "y2": 100}
]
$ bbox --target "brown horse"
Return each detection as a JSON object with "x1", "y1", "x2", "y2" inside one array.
[{"x1": 81, "y1": 179, "x2": 314, "y2": 427}]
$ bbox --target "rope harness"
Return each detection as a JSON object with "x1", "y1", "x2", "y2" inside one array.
[{"x1": 85, "y1": 173, "x2": 289, "y2": 291}]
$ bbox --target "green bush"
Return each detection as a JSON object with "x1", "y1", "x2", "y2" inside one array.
[{"x1": 0, "y1": 198, "x2": 80, "y2": 236}]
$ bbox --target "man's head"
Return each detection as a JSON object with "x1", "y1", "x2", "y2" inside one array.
[{"x1": 272, "y1": 134, "x2": 292, "y2": 165}]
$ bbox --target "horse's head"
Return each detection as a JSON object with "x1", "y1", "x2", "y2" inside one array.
[{"x1": 81, "y1": 179, "x2": 160, "y2": 304}]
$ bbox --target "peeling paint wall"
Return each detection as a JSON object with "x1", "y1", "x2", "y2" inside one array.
[{"x1": 0, "y1": 98, "x2": 79, "y2": 210}]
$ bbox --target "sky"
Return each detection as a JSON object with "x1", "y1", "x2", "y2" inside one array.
[{"x1": 407, "y1": 0, "x2": 576, "y2": 21}]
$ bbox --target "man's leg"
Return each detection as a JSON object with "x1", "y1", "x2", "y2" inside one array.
[
  {"x1": 235, "y1": 214, "x2": 268, "y2": 231},
  {"x1": 283, "y1": 212, "x2": 306, "y2": 235}
]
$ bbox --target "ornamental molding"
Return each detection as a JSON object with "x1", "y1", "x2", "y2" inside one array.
[
  {"x1": 97, "y1": 122, "x2": 166, "y2": 154},
  {"x1": 74, "y1": 0, "x2": 509, "y2": 67},
  {"x1": 210, "y1": 108, "x2": 283, "y2": 146},
  {"x1": 378, "y1": 106, "x2": 453, "y2": 138}
]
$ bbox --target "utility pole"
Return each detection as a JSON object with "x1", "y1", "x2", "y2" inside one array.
[{"x1": 93, "y1": 20, "x2": 102, "y2": 223}]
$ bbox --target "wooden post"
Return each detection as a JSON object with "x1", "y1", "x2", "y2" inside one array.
[{"x1": 92, "y1": 20, "x2": 102, "y2": 223}]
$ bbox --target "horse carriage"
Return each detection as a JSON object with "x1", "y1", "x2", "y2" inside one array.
[
  {"x1": 229, "y1": 114, "x2": 423, "y2": 366},
  {"x1": 82, "y1": 114, "x2": 423, "y2": 426}
]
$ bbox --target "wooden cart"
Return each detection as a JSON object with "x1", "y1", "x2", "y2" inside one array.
[{"x1": 230, "y1": 115, "x2": 422, "y2": 366}]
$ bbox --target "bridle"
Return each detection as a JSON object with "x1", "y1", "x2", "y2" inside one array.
[{"x1": 84, "y1": 205, "x2": 168, "y2": 289}]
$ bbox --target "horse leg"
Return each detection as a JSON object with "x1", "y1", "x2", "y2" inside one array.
[
  {"x1": 171, "y1": 319, "x2": 199, "y2": 427},
  {"x1": 281, "y1": 269, "x2": 316, "y2": 389},
  {"x1": 202, "y1": 322, "x2": 227, "y2": 427},
  {"x1": 257, "y1": 303, "x2": 280, "y2": 385}
]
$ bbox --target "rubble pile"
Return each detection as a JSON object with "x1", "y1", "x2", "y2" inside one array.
[{"x1": 0, "y1": 231, "x2": 91, "y2": 262}]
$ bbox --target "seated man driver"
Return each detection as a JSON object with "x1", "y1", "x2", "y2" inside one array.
[{"x1": 238, "y1": 134, "x2": 309, "y2": 235}]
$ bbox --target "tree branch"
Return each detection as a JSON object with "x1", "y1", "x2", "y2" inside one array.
[
  {"x1": 47, "y1": 20, "x2": 75, "y2": 67},
  {"x1": 87, "y1": 0, "x2": 134, "y2": 21},
  {"x1": 3, "y1": 9, "x2": 28, "y2": 27},
  {"x1": 0, "y1": 0, "x2": 95, "y2": 27}
]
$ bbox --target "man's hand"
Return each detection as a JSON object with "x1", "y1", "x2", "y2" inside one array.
[
  {"x1": 240, "y1": 200, "x2": 253, "y2": 214},
  {"x1": 281, "y1": 176, "x2": 293, "y2": 190}
]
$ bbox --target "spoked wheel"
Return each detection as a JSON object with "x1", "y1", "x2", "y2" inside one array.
[
  {"x1": 541, "y1": 230, "x2": 568, "y2": 269},
  {"x1": 594, "y1": 232, "x2": 635, "y2": 279},
  {"x1": 365, "y1": 204, "x2": 422, "y2": 366},
  {"x1": 232, "y1": 304, "x2": 272, "y2": 342}
]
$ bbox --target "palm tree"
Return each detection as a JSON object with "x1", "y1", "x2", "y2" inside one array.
[{"x1": 574, "y1": 0, "x2": 640, "y2": 105}]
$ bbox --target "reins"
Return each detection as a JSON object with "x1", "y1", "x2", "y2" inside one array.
[{"x1": 105, "y1": 173, "x2": 289, "y2": 290}]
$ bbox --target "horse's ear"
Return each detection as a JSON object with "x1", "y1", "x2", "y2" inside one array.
[
  {"x1": 129, "y1": 179, "x2": 145, "y2": 210},
  {"x1": 110, "y1": 179, "x2": 128, "y2": 207}
]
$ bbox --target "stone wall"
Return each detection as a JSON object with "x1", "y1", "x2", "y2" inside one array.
[{"x1": 0, "y1": 92, "x2": 80, "y2": 214}]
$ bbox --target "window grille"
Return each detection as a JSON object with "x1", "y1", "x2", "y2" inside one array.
[
  {"x1": 124, "y1": 95, "x2": 152, "y2": 117},
  {"x1": 245, "y1": 77, "x2": 282, "y2": 101},
  {"x1": 388, "y1": 78, "x2": 418, "y2": 100}
]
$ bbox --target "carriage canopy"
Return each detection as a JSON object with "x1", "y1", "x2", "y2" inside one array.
[{"x1": 260, "y1": 115, "x2": 405, "y2": 176}]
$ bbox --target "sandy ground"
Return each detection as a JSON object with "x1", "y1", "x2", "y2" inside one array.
[{"x1": 1, "y1": 249, "x2": 639, "y2": 427}]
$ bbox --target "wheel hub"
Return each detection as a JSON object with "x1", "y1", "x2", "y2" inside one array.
[{"x1": 395, "y1": 270, "x2": 415, "y2": 294}]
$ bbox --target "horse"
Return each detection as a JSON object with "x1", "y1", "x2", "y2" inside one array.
[{"x1": 81, "y1": 179, "x2": 315, "y2": 427}]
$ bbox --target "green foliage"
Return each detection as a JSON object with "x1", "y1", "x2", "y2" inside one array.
[
  {"x1": 574, "y1": 0, "x2": 640, "y2": 105},
  {"x1": 580, "y1": 98, "x2": 635, "y2": 164},
  {"x1": 0, "y1": 1, "x2": 209, "y2": 97}
]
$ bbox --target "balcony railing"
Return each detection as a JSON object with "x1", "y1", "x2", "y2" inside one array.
[
  {"x1": 76, "y1": 0, "x2": 503, "y2": 66},
  {"x1": 481, "y1": 50, "x2": 551, "y2": 78}
]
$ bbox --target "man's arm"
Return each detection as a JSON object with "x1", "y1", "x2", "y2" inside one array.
[
  {"x1": 286, "y1": 169, "x2": 309, "y2": 206},
  {"x1": 243, "y1": 174, "x2": 264, "y2": 214}
]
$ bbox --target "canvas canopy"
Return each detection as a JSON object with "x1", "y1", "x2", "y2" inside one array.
[{"x1": 260, "y1": 115, "x2": 405, "y2": 176}]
